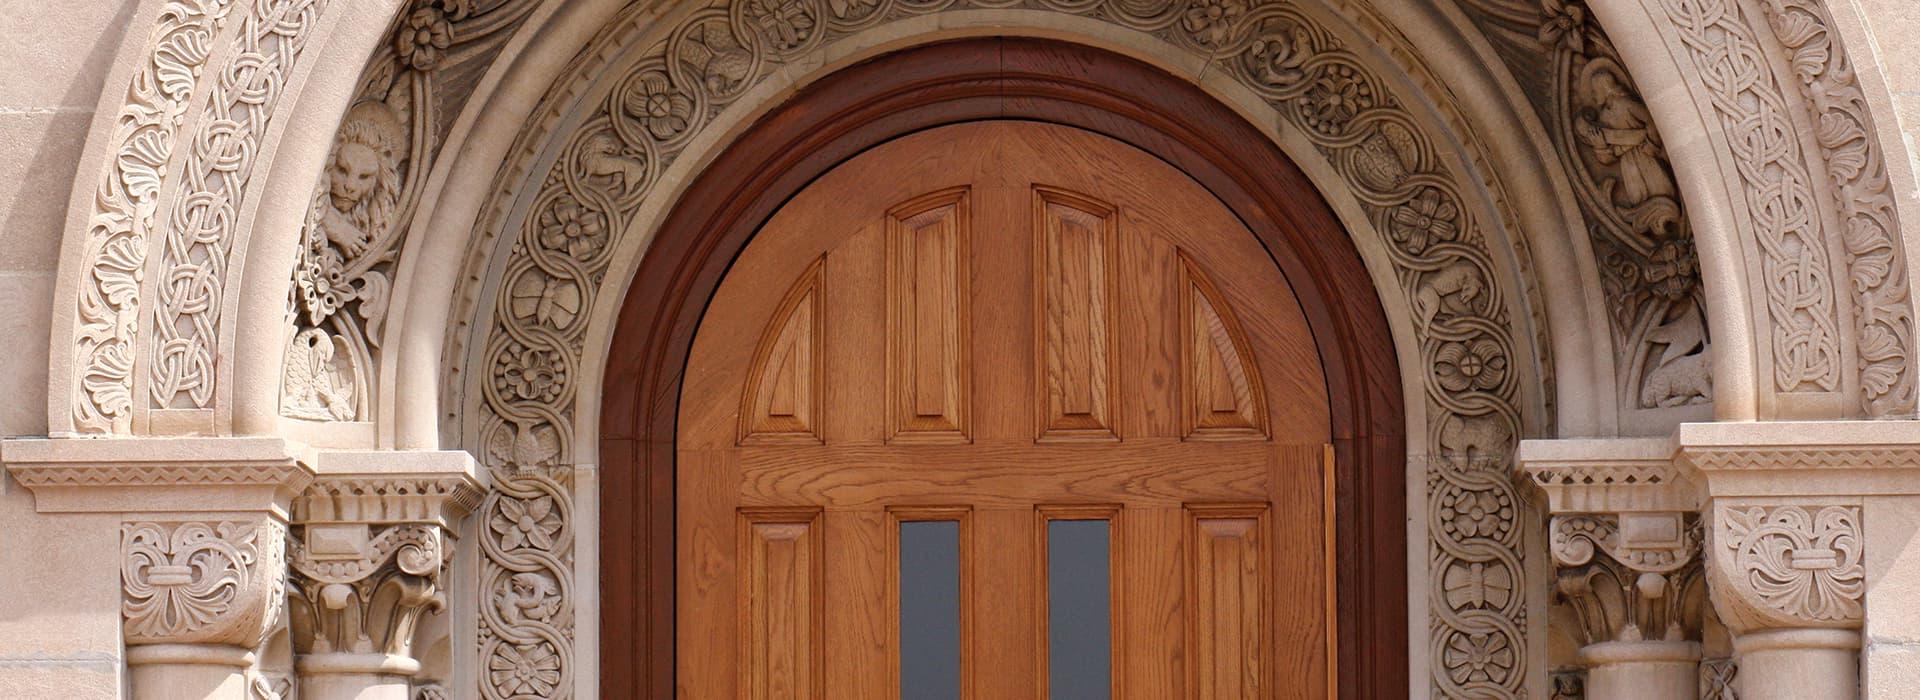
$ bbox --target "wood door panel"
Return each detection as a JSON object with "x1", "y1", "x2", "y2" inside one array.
[
  {"x1": 1034, "y1": 186, "x2": 1120, "y2": 442},
  {"x1": 739, "y1": 508, "x2": 825, "y2": 699},
  {"x1": 886, "y1": 188, "x2": 972, "y2": 444},
  {"x1": 679, "y1": 121, "x2": 1335, "y2": 698}
]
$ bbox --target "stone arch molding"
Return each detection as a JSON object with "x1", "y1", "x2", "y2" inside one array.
[
  {"x1": 448, "y1": 3, "x2": 1542, "y2": 697},
  {"x1": 38, "y1": 0, "x2": 1917, "y2": 698}
]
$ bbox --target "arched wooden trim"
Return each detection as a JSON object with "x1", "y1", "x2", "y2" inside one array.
[{"x1": 599, "y1": 38, "x2": 1407, "y2": 698}]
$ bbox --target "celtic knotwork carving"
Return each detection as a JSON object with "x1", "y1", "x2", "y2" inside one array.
[
  {"x1": 457, "y1": 2, "x2": 1528, "y2": 696},
  {"x1": 1710, "y1": 504, "x2": 1864, "y2": 630},
  {"x1": 122, "y1": 519, "x2": 287, "y2": 647},
  {"x1": 150, "y1": 0, "x2": 328, "y2": 412},
  {"x1": 1757, "y1": 0, "x2": 1915, "y2": 417},
  {"x1": 1657, "y1": 0, "x2": 1841, "y2": 396},
  {"x1": 73, "y1": 0, "x2": 241, "y2": 434},
  {"x1": 285, "y1": 0, "x2": 540, "y2": 422}
]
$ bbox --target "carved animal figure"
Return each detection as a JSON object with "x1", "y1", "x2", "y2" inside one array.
[
  {"x1": 1439, "y1": 413, "x2": 1513, "y2": 466},
  {"x1": 283, "y1": 329, "x2": 356, "y2": 421},
  {"x1": 1416, "y1": 260, "x2": 1484, "y2": 326},
  {"x1": 581, "y1": 132, "x2": 646, "y2": 189},
  {"x1": 1640, "y1": 306, "x2": 1712, "y2": 408}
]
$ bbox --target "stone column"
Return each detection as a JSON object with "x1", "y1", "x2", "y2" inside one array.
[
  {"x1": 2, "y1": 437, "x2": 313, "y2": 700},
  {"x1": 1676, "y1": 421, "x2": 1920, "y2": 700},
  {"x1": 1521, "y1": 438, "x2": 1706, "y2": 700},
  {"x1": 287, "y1": 451, "x2": 480, "y2": 700}
]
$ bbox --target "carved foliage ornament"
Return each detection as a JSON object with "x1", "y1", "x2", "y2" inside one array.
[
  {"x1": 1709, "y1": 503, "x2": 1864, "y2": 630},
  {"x1": 74, "y1": 0, "x2": 242, "y2": 434},
  {"x1": 1655, "y1": 0, "x2": 1914, "y2": 413},
  {"x1": 457, "y1": 1, "x2": 1525, "y2": 697},
  {"x1": 1757, "y1": 0, "x2": 1916, "y2": 416},
  {"x1": 122, "y1": 519, "x2": 287, "y2": 647},
  {"x1": 289, "y1": 523, "x2": 450, "y2": 659},
  {"x1": 1550, "y1": 513, "x2": 1704, "y2": 645}
]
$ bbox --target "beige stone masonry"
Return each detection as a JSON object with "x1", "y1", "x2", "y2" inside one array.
[
  {"x1": 1677, "y1": 421, "x2": 1920, "y2": 700},
  {"x1": 288, "y1": 449, "x2": 480, "y2": 700},
  {"x1": 0, "y1": 436, "x2": 313, "y2": 700},
  {"x1": 1521, "y1": 437, "x2": 1706, "y2": 700}
]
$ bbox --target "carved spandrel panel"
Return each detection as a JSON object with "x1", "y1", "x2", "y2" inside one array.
[
  {"x1": 886, "y1": 188, "x2": 971, "y2": 444},
  {"x1": 740, "y1": 258, "x2": 826, "y2": 445},
  {"x1": 1178, "y1": 253, "x2": 1269, "y2": 441},
  {"x1": 1034, "y1": 186, "x2": 1120, "y2": 442}
]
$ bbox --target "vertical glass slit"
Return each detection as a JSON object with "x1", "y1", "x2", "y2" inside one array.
[
  {"x1": 899, "y1": 520, "x2": 961, "y2": 700},
  {"x1": 1047, "y1": 519, "x2": 1112, "y2": 700}
]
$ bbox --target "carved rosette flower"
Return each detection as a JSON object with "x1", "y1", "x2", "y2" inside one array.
[
  {"x1": 1439, "y1": 485, "x2": 1516, "y2": 542},
  {"x1": 1539, "y1": 0, "x2": 1589, "y2": 54},
  {"x1": 122, "y1": 520, "x2": 285, "y2": 647},
  {"x1": 495, "y1": 343, "x2": 567, "y2": 404},
  {"x1": 1443, "y1": 631, "x2": 1516, "y2": 686},
  {"x1": 1435, "y1": 339, "x2": 1509, "y2": 394},
  {"x1": 491, "y1": 495, "x2": 562, "y2": 553},
  {"x1": 395, "y1": 4, "x2": 454, "y2": 71},
  {"x1": 1391, "y1": 188, "x2": 1460, "y2": 252},
  {"x1": 621, "y1": 72, "x2": 693, "y2": 142},
  {"x1": 490, "y1": 642, "x2": 563, "y2": 696},
  {"x1": 537, "y1": 196, "x2": 608, "y2": 262},
  {"x1": 1709, "y1": 504, "x2": 1865, "y2": 632},
  {"x1": 1644, "y1": 240, "x2": 1699, "y2": 301},
  {"x1": 1301, "y1": 64, "x2": 1373, "y2": 137}
]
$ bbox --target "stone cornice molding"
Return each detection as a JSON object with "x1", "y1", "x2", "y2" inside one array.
[
  {"x1": 1676, "y1": 420, "x2": 1920, "y2": 496},
  {"x1": 294, "y1": 449, "x2": 484, "y2": 526},
  {"x1": 287, "y1": 450, "x2": 482, "y2": 676},
  {"x1": 1518, "y1": 437, "x2": 1699, "y2": 513},
  {"x1": 1666, "y1": 422, "x2": 1920, "y2": 634},
  {"x1": 1, "y1": 436, "x2": 313, "y2": 514}
]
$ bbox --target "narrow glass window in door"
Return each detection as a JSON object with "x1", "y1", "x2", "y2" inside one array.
[
  {"x1": 898, "y1": 518, "x2": 962, "y2": 700},
  {"x1": 1043, "y1": 510, "x2": 1116, "y2": 700}
]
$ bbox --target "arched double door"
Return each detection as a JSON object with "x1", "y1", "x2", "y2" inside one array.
[{"x1": 677, "y1": 121, "x2": 1334, "y2": 697}]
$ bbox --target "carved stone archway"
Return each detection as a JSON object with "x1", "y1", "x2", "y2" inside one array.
[{"x1": 591, "y1": 37, "x2": 1408, "y2": 697}]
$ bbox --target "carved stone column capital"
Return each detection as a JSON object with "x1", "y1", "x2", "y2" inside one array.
[
  {"x1": 122, "y1": 517, "x2": 291, "y2": 649},
  {"x1": 1, "y1": 436, "x2": 314, "y2": 699},
  {"x1": 1520, "y1": 438, "x2": 1707, "y2": 699},
  {"x1": 1700, "y1": 501, "x2": 1863, "y2": 633},
  {"x1": 286, "y1": 451, "x2": 482, "y2": 699}
]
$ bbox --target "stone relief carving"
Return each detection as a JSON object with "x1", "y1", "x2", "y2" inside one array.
[
  {"x1": 285, "y1": 0, "x2": 540, "y2": 423},
  {"x1": 1700, "y1": 656, "x2": 1738, "y2": 699},
  {"x1": 451, "y1": 2, "x2": 1528, "y2": 696},
  {"x1": 1458, "y1": 0, "x2": 1713, "y2": 412},
  {"x1": 122, "y1": 519, "x2": 288, "y2": 647},
  {"x1": 73, "y1": 0, "x2": 241, "y2": 434},
  {"x1": 1653, "y1": 0, "x2": 1846, "y2": 398},
  {"x1": 1550, "y1": 513, "x2": 1705, "y2": 645},
  {"x1": 1707, "y1": 503, "x2": 1864, "y2": 631},
  {"x1": 149, "y1": 0, "x2": 329, "y2": 412},
  {"x1": 288, "y1": 472, "x2": 479, "y2": 693},
  {"x1": 289, "y1": 524, "x2": 448, "y2": 658},
  {"x1": 1756, "y1": 0, "x2": 1916, "y2": 417}
]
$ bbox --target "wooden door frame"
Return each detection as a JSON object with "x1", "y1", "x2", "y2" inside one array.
[{"x1": 599, "y1": 37, "x2": 1408, "y2": 698}]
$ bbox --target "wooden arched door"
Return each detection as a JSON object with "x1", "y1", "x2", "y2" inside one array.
[{"x1": 677, "y1": 120, "x2": 1333, "y2": 697}]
